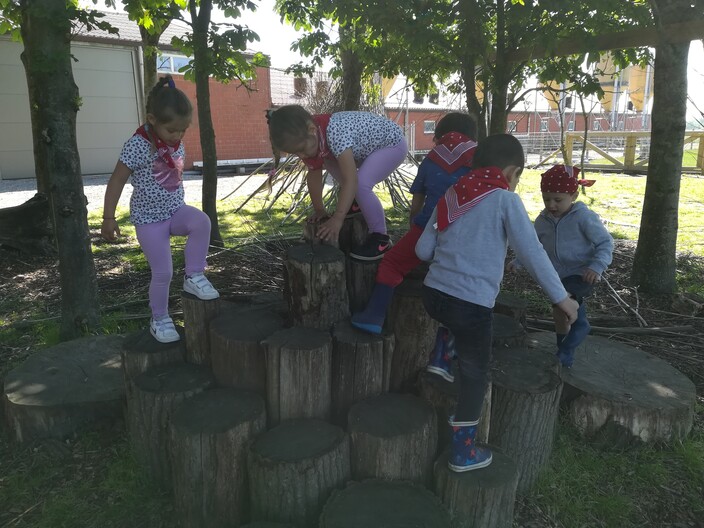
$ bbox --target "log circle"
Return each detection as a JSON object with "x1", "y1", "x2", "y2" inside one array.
[
  {"x1": 346, "y1": 259, "x2": 379, "y2": 313},
  {"x1": 181, "y1": 292, "x2": 222, "y2": 365},
  {"x1": 3, "y1": 335, "x2": 125, "y2": 442},
  {"x1": 240, "y1": 523, "x2": 297, "y2": 528},
  {"x1": 121, "y1": 329, "x2": 185, "y2": 384},
  {"x1": 169, "y1": 388, "x2": 266, "y2": 528},
  {"x1": 492, "y1": 313, "x2": 527, "y2": 348},
  {"x1": 494, "y1": 291, "x2": 528, "y2": 328},
  {"x1": 347, "y1": 393, "x2": 437, "y2": 483},
  {"x1": 338, "y1": 214, "x2": 368, "y2": 255},
  {"x1": 319, "y1": 479, "x2": 452, "y2": 528},
  {"x1": 248, "y1": 418, "x2": 351, "y2": 526},
  {"x1": 434, "y1": 448, "x2": 518, "y2": 528}
]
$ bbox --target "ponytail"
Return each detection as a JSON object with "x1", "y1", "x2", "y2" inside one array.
[{"x1": 146, "y1": 74, "x2": 192, "y2": 123}]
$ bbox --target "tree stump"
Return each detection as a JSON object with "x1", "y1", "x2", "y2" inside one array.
[
  {"x1": 248, "y1": 418, "x2": 351, "y2": 526},
  {"x1": 0, "y1": 193, "x2": 54, "y2": 254},
  {"x1": 319, "y1": 479, "x2": 452, "y2": 528},
  {"x1": 347, "y1": 393, "x2": 437, "y2": 484},
  {"x1": 434, "y1": 449, "x2": 518, "y2": 528},
  {"x1": 493, "y1": 313, "x2": 527, "y2": 348},
  {"x1": 209, "y1": 308, "x2": 286, "y2": 393},
  {"x1": 303, "y1": 220, "x2": 339, "y2": 249},
  {"x1": 181, "y1": 292, "x2": 222, "y2": 366},
  {"x1": 532, "y1": 332, "x2": 696, "y2": 446},
  {"x1": 263, "y1": 326, "x2": 332, "y2": 426},
  {"x1": 489, "y1": 343, "x2": 562, "y2": 493},
  {"x1": 338, "y1": 213, "x2": 368, "y2": 255},
  {"x1": 330, "y1": 321, "x2": 394, "y2": 426},
  {"x1": 169, "y1": 388, "x2": 266, "y2": 528},
  {"x1": 494, "y1": 291, "x2": 528, "y2": 328},
  {"x1": 121, "y1": 330, "x2": 185, "y2": 387},
  {"x1": 241, "y1": 523, "x2": 296, "y2": 528},
  {"x1": 126, "y1": 363, "x2": 214, "y2": 487},
  {"x1": 346, "y1": 259, "x2": 379, "y2": 313},
  {"x1": 417, "y1": 370, "x2": 492, "y2": 452},
  {"x1": 3, "y1": 335, "x2": 124, "y2": 442},
  {"x1": 387, "y1": 278, "x2": 439, "y2": 391},
  {"x1": 283, "y1": 244, "x2": 350, "y2": 330}
]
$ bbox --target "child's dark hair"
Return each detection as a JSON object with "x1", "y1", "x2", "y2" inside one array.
[
  {"x1": 266, "y1": 105, "x2": 314, "y2": 152},
  {"x1": 472, "y1": 134, "x2": 525, "y2": 170},
  {"x1": 146, "y1": 75, "x2": 192, "y2": 123},
  {"x1": 434, "y1": 112, "x2": 477, "y2": 140}
]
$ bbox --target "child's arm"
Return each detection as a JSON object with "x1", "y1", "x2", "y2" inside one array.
[
  {"x1": 409, "y1": 194, "x2": 424, "y2": 227},
  {"x1": 101, "y1": 161, "x2": 132, "y2": 241},
  {"x1": 305, "y1": 168, "x2": 328, "y2": 222},
  {"x1": 316, "y1": 149, "x2": 357, "y2": 242},
  {"x1": 415, "y1": 208, "x2": 438, "y2": 261},
  {"x1": 582, "y1": 211, "x2": 614, "y2": 284}
]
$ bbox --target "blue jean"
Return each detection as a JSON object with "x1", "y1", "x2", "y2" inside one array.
[{"x1": 422, "y1": 286, "x2": 493, "y2": 422}]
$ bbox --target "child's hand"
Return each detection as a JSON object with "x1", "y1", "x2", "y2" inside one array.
[
  {"x1": 316, "y1": 214, "x2": 344, "y2": 242},
  {"x1": 555, "y1": 296, "x2": 579, "y2": 325},
  {"x1": 101, "y1": 218, "x2": 121, "y2": 241},
  {"x1": 306, "y1": 209, "x2": 330, "y2": 224},
  {"x1": 582, "y1": 268, "x2": 600, "y2": 285}
]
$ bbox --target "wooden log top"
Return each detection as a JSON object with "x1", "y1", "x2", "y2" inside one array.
[
  {"x1": 133, "y1": 363, "x2": 214, "y2": 394},
  {"x1": 171, "y1": 388, "x2": 265, "y2": 434},
  {"x1": 252, "y1": 418, "x2": 346, "y2": 462},
  {"x1": 530, "y1": 332, "x2": 696, "y2": 411},
  {"x1": 493, "y1": 313, "x2": 526, "y2": 340},
  {"x1": 333, "y1": 321, "x2": 392, "y2": 344},
  {"x1": 434, "y1": 448, "x2": 517, "y2": 488},
  {"x1": 491, "y1": 341, "x2": 561, "y2": 394},
  {"x1": 210, "y1": 308, "x2": 285, "y2": 342},
  {"x1": 348, "y1": 393, "x2": 434, "y2": 438},
  {"x1": 122, "y1": 329, "x2": 185, "y2": 354},
  {"x1": 4, "y1": 335, "x2": 124, "y2": 406},
  {"x1": 321, "y1": 479, "x2": 451, "y2": 527},
  {"x1": 241, "y1": 523, "x2": 296, "y2": 528},
  {"x1": 263, "y1": 326, "x2": 331, "y2": 350},
  {"x1": 287, "y1": 243, "x2": 344, "y2": 264}
]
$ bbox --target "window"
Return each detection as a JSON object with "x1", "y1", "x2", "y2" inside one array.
[
  {"x1": 413, "y1": 91, "x2": 425, "y2": 104},
  {"x1": 567, "y1": 121, "x2": 575, "y2": 131},
  {"x1": 424, "y1": 120, "x2": 436, "y2": 134},
  {"x1": 564, "y1": 96, "x2": 573, "y2": 108},
  {"x1": 293, "y1": 77, "x2": 308, "y2": 97},
  {"x1": 593, "y1": 119, "x2": 602, "y2": 131},
  {"x1": 157, "y1": 53, "x2": 190, "y2": 74},
  {"x1": 507, "y1": 120, "x2": 517, "y2": 133},
  {"x1": 540, "y1": 119, "x2": 548, "y2": 132}
]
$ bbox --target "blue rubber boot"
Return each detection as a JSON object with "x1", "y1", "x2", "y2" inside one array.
[
  {"x1": 448, "y1": 416, "x2": 492, "y2": 472},
  {"x1": 557, "y1": 302, "x2": 591, "y2": 368},
  {"x1": 426, "y1": 326, "x2": 456, "y2": 382},
  {"x1": 351, "y1": 283, "x2": 395, "y2": 335}
]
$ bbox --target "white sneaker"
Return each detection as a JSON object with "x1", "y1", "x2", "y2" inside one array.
[
  {"x1": 183, "y1": 273, "x2": 220, "y2": 300},
  {"x1": 150, "y1": 316, "x2": 180, "y2": 343}
]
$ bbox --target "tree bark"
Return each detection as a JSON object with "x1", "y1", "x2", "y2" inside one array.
[
  {"x1": 19, "y1": 0, "x2": 99, "y2": 339},
  {"x1": 488, "y1": 0, "x2": 510, "y2": 136},
  {"x1": 139, "y1": 29, "x2": 164, "y2": 109},
  {"x1": 121, "y1": 329, "x2": 186, "y2": 389},
  {"x1": 339, "y1": 25, "x2": 363, "y2": 111},
  {"x1": 181, "y1": 292, "x2": 222, "y2": 366}
]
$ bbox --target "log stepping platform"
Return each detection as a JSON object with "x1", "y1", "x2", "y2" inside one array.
[
  {"x1": 319, "y1": 479, "x2": 452, "y2": 528},
  {"x1": 241, "y1": 523, "x2": 296, "y2": 528},
  {"x1": 169, "y1": 388, "x2": 266, "y2": 528},
  {"x1": 492, "y1": 313, "x2": 526, "y2": 348},
  {"x1": 434, "y1": 448, "x2": 518, "y2": 528},
  {"x1": 347, "y1": 393, "x2": 437, "y2": 484},
  {"x1": 530, "y1": 332, "x2": 696, "y2": 445},
  {"x1": 494, "y1": 291, "x2": 528, "y2": 328},
  {"x1": 248, "y1": 418, "x2": 350, "y2": 526},
  {"x1": 126, "y1": 363, "x2": 214, "y2": 487},
  {"x1": 3, "y1": 335, "x2": 124, "y2": 442},
  {"x1": 263, "y1": 326, "x2": 332, "y2": 426},
  {"x1": 209, "y1": 307, "x2": 286, "y2": 393},
  {"x1": 283, "y1": 244, "x2": 349, "y2": 330},
  {"x1": 338, "y1": 213, "x2": 368, "y2": 255},
  {"x1": 182, "y1": 292, "x2": 222, "y2": 366},
  {"x1": 330, "y1": 321, "x2": 394, "y2": 426},
  {"x1": 121, "y1": 329, "x2": 185, "y2": 385},
  {"x1": 346, "y1": 258, "x2": 379, "y2": 313},
  {"x1": 489, "y1": 342, "x2": 562, "y2": 493}
]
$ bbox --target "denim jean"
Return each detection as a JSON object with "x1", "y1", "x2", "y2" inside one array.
[{"x1": 422, "y1": 286, "x2": 493, "y2": 422}]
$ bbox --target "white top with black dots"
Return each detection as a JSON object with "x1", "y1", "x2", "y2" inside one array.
[
  {"x1": 327, "y1": 112, "x2": 405, "y2": 163},
  {"x1": 119, "y1": 134, "x2": 185, "y2": 225}
]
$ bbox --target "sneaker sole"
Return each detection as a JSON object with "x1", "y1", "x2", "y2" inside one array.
[
  {"x1": 150, "y1": 326, "x2": 180, "y2": 344},
  {"x1": 426, "y1": 365, "x2": 455, "y2": 383},
  {"x1": 183, "y1": 284, "x2": 220, "y2": 301},
  {"x1": 448, "y1": 455, "x2": 493, "y2": 472},
  {"x1": 349, "y1": 250, "x2": 390, "y2": 262},
  {"x1": 351, "y1": 320, "x2": 383, "y2": 335}
]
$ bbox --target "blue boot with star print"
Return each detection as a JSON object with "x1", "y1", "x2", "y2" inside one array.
[
  {"x1": 426, "y1": 326, "x2": 456, "y2": 382},
  {"x1": 448, "y1": 416, "x2": 492, "y2": 472}
]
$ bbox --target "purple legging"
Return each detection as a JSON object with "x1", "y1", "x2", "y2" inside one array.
[
  {"x1": 324, "y1": 137, "x2": 408, "y2": 234},
  {"x1": 135, "y1": 204, "x2": 211, "y2": 319}
]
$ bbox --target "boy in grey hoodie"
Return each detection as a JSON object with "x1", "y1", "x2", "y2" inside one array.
[{"x1": 416, "y1": 135, "x2": 579, "y2": 472}]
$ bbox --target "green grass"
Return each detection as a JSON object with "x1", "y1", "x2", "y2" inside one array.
[{"x1": 584, "y1": 147, "x2": 701, "y2": 169}]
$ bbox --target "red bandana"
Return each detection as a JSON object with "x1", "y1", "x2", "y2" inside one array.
[
  {"x1": 301, "y1": 114, "x2": 332, "y2": 171},
  {"x1": 436, "y1": 166, "x2": 509, "y2": 231},
  {"x1": 540, "y1": 164, "x2": 595, "y2": 194},
  {"x1": 426, "y1": 132, "x2": 477, "y2": 173},
  {"x1": 135, "y1": 124, "x2": 179, "y2": 169}
]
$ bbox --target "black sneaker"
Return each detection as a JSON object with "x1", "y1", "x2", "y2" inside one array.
[
  {"x1": 350, "y1": 233, "x2": 392, "y2": 261},
  {"x1": 346, "y1": 200, "x2": 362, "y2": 218}
]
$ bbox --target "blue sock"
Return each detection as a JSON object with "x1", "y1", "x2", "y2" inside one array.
[{"x1": 351, "y1": 283, "x2": 395, "y2": 334}]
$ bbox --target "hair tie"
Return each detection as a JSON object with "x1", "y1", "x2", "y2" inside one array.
[{"x1": 167, "y1": 78, "x2": 176, "y2": 89}]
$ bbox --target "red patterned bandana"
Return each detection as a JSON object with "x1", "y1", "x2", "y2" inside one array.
[
  {"x1": 301, "y1": 113, "x2": 332, "y2": 171},
  {"x1": 135, "y1": 124, "x2": 179, "y2": 169},
  {"x1": 540, "y1": 164, "x2": 595, "y2": 194},
  {"x1": 426, "y1": 132, "x2": 477, "y2": 173},
  {"x1": 436, "y1": 166, "x2": 509, "y2": 231}
]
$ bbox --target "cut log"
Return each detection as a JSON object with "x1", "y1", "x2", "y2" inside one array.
[
  {"x1": 283, "y1": 244, "x2": 350, "y2": 330},
  {"x1": 417, "y1": 370, "x2": 492, "y2": 452},
  {"x1": 330, "y1": 321, "x2": 394, "y2": 426},
  {"x1": 434, "y1": 449, "x2": 518, "y2": 528},
  {"x1": 494, "y1": 291, "x2": 528, "y2": 328},
  {"x1": 338, "y1": 213, "x2": 368, "y2": 255},
  {"x1": 209, "y1": 308, "x2": 286, "y2": 393},
  {"x1": 170, "y1": 388, "x2": 266, "y2": 528},
  {"x1": 248, "y1": 418, "x2": 351, "y2": 526},
  {"x1": 489, "y1": 343, "x2": 562, "y2": 493},
  {"x1": 387, "y1": 278, "x2": 439, "y2": 391},
  {"x1": 493, "y1": 313, "x2": 527, "y2": 348},
  {"x1": 241, "y1": 523, "x2": 296, "y2": 528},
  {"x1": 531, "y1": 332, "x2": 696, "y2": 446},
  {"x1": 303, "y1": 219, "x2": 339, "y2": 249},
  {"x1": 3, "y1": 335, "x2": 124, "y2": 442},
  {"x1": 121, "y1": 329, "x2": 185, "y2": 385},
  {"x1": 126, "y1": 363, "x2": 214, "y2": 487},
  {"x1": 346, "y1": 258, "x2": 379, "y2": 313},
  {"x1": 319, "y1": 479, "x2": 452, "y2": 528},
  {"x1": 347, "y1": 393, "x2": 437, "y2": 484},
  {"x1": 263, "y1": 326, "x2": 332, "y2": 426},
  {"x1": 0, "y1": 192, "x2": 54, "y2": 254},
  {"x1": 181, "y1": 292, "x2": 222, "y2": 366}
]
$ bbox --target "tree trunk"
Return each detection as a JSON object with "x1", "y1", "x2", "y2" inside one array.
[
  {"x1": 181, "y1": 292, "x2": 222, "y2": 366},
  {"x1": 19, "y1": 0, "x2": 99, "y2": 339},
  {"x1": 488, "y1": 0, "x2": 510, "y2": 136},
  {"x1": 139, "y1": 29, "x2": 165, "y2": 109},
  {"x1": 631, "y1": 2, "x2": 691, "y2": 293},
  {"x1": 339, "y1": 25, "x2": 363, "y2": 111},
  {"x1": 190, "y1": 0, "x2": 223, "y2": 248}
]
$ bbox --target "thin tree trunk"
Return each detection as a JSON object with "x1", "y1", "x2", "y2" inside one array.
[
  {"x1": 140, "y1": 29, "x2": 165, "y2": 110},
  {"x1": 340, "y1": 25, "x2": 363, "y2": 111},
  {"x1": 189, "y1": 0, "x2": 223, "y2": 248},
  {"x1": 20, "y1": 0, "x2": 99, "y2": 339},
  {"x1": 459, "y1": 0, "x2": 487, "y2": 139},
  {"x1": 488, "y1": 0, "x2": 509, "y2": 135}
]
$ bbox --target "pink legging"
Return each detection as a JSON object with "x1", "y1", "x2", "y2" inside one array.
[
  {"x1": 135, "y1": 204, "x2": 211, "y2": 319},
  {"x1": 325, "y1": 138, "x2": 408, "y2": 234}
]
